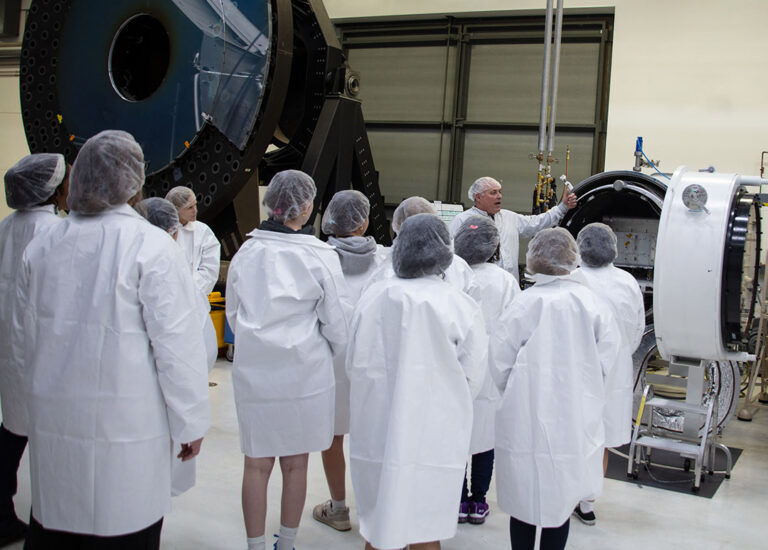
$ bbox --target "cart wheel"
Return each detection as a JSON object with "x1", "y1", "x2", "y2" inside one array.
[
  {"x1": 683, "y1": 458, "x2": 691, "y2": 472},
  {"x1": 631, "y1": 471, "x2": 638, "y2": 480},
  {"x1": 691, "y1": 485, "x2": 700, "y2": 493},
  {"x1": 226, "y1": 344, "x2": 234, "y2": 362},
  {"x1": 725, "y1": 474, "x2": 731, "y2": 479}
]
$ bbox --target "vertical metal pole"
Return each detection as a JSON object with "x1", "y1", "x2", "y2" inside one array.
[
  {"x1": 436, "y1": 18, "x2": 453, "y2": 199},
  {"x1": 546, "y1": 0, "x2": 564, "y2": 157},
  {"x1": 537, "y1": 0, "x2": 554, "y2": 156}
]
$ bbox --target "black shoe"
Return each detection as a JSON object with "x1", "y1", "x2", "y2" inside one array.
[
  {"x1": 0, "y1": 518, "x2": 27, "y2": 547},
  {"x1": 572, "y1": 505, "x2": 596, "y2": 526}
]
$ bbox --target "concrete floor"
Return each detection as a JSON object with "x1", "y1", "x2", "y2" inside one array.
[{"x1": 7, "y1": 359, "x2": 768, "y2": 549}]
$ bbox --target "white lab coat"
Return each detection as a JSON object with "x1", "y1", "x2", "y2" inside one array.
[
  {"x1": 449, "y1": 204, "x2": 566, "y2": 281},
  {"x1": 226, "y1": 229, "x2": 350, "y2": 458},
  {"x1": 328, "y1": 237, "x2": 389, "y2": 435},
  {"x1": 347, "y1": 275, "x2": 488, "y2": 549},
  {"x1": 0, "y1": 205, "x2": 61, "y2": 436},
  {"x1": 170, "y1": 292, "x2": 218, "y2": 497},
  {"x1": 467, "y1": 262, "x2": 520, "y2": 454},
  {"x1": 176, "y1": 220, "x2": 221, "y2": 296},
  {"x1": 580, "y1": 265, "x2": 645, "y2": 447},
  {"x1": 198, "y1": 291, "x2": 219, "y2": 371},
  {"x1": 490, "y1": 271, "x2": 621, "y2": 528},
  {"x1": 364, "y1": 250, "x2": 480, "y2": 301},
  {"x1": 14, "y1": 204, "x2": 210, "y2": 536}
]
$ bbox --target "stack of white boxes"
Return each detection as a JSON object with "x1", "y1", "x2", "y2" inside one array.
[{"x1": 433, "y1": 201, "x2": 465, "y2": 227}]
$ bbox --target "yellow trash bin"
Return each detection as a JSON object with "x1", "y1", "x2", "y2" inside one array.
[{"x1": 208, "y1": 292, "x2": 226, "y2": 349}]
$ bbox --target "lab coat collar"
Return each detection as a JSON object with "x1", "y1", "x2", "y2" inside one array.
[
  {"x1": 180, "y1": 220, "x2": 196, "y2": 232},
  {"x1": 528, "y1": 268, "x2": 589, "y2": 287},
  {"x1": 21, "y1": 204, "x2": 57, "y2": 215},
  {"x1": 70, "y1": 203, "x2": 145, "y2": 220},
  {"x1": 246, "y1": 228, "x2": 334, "y2": 250},
  {"x1": 469, "y1": 206, "x2": 491, "y2": 218}
]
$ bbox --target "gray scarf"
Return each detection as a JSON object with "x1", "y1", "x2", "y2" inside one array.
[{"x1": 328, "y1": 236, "x2": 378, "y2": 276}]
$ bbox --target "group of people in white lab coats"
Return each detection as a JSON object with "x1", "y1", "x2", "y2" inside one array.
[
  {"x1": 0, "y1": 130, "x2": 221, "y2": 549},
  {"x1": 0, "y1": 127, "x2": 645, "y2": 550},
  {"x1": 224, "y1": 170, "x2": 644, "y2": 550}
]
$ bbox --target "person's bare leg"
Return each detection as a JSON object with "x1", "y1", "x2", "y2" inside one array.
[
  {"x1": 321, "y1": 435, "x2": 346, "y2": 501},
  {"x1": 410, "y1": 542, "x2": 441, "y2": 550},
  {"x1": 242, "y1": 456, "x2": 275, "y2": 537},
  {"x1": 279, "y1": 453, "x2": 309, "y2": 528},
  {"x1": 603, "y1": 447, "x2": 610, "y2": 475}
]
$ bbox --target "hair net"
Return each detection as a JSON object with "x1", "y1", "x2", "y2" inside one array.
[
  {"x1": 391, "y1": 196, "x2": 436, "y2": 234},
  {"x1": 165, "y1": 186, "x2": 195, "y2": 210},
  {"x1": 140, "y1": 197, "x2": 180, "y2": 235},
  {"x1": 67, "y1": 130, "x2": 144, "y2": 214},
  {"x1": 577, "y1": 222, "x2": 618, "y2": 267},
  {"x1": 262, "y1": 170, "x2": 316, "y2": 222},
  {"x1": 453, "y1": 215, "x2": 500, "y2": 266},
  {"x1": 321, "y1": 190, "x2": 370, "y2": 236},
  {"x1": 4, "y1": 153, "x2": 66, "y2": 209},
  {"x1": 467, "y1": 176, "x2": 501, "y2": 202},
  {"x1": 525, "y1": 227, "x2": 580, "y2": 276},
  {"x1": 392, "y1": 213, "x2": 453, "y2": 279}
]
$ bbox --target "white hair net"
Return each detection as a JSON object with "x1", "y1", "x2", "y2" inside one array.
[
  {"x1": 453, "y1": 215, "x2": 500, "y2": 266},
  {"x1": 141, "y1": 197, "x2": 180, "y2": 236},
  {"x1": 391, "y1": 196, "x2": 436, "y2": 234},
  {"x1": 392, "y1": 213, "x2": 453, "y2": 279},
  {"x1": 165, "y1": 186, "x2": 195, "y2": 210},
  {"x1": 467, "y1": 176, "x2": 501, "y2": 202},
  {"x1": 263, "y1": 170, "x2": 316, "y2": 222},
  {"x1": 525, "y1": 227, "x2": 580, "y2": 276},
  {"x1": 577, "y1": 223, "x2": 618, "y2": 267},
  {"x1": 4, "y1": 153, "x2": 66, "y2": 209},
  {"x1": 67, "y1": 130, "x2": 144, "y2": 214},
  {"x1": 321, "y1": 189, "x2": 370, "y2": 236}
]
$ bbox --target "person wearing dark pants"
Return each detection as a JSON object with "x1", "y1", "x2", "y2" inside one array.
[
  {"x1": 11, "y1": 132, "x2": 210, "y2": 548},
  {"x1": 25, "y1": 516, "x2": 163, "y2": 550},
  {"x1": 452, "y1": 215, "x2": 521, "y2": 528},
  {"x1": 0, "y1": 425, "x2": 28, "y2": 546},
  {"x1": 460, "y1": 449, "x2": 494, "y2": 524},
  {"x1": 489, "y1": 229, "x2": 621, "y2": 550},
  {"x1": 509, "y1": 516, "x2": 569, "y2": 550},
  {"x1": 0, "y1": 152, "x2": 70, "y2": 547}
]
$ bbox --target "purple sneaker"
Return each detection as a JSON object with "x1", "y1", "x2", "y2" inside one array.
[
  {"x1": 458, "y1": 501, "x2": 470, "y2": 523},
  {"x1": 469, "y1": 501, "x2": 490, "y2": 524}
]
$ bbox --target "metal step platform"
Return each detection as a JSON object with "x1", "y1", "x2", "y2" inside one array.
[{"x1": 627, "y1": 358, "x2": 733, "y2": 492}]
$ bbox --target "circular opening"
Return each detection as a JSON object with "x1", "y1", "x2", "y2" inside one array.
[{"x1": 109, "y1": 14, "x2": 170, "y2": 102}]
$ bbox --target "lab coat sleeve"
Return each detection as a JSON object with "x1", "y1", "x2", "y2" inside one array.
[
  {"x1": 595, "y1": 306, "x2": 623, "y2": 383},
  {"x1": 139, "y1": 249, "x2": 211, "y2": 444},
  {"x1": 516, "y1": 202, "x2": 567, "y2": 239},
  {"x1": 9, "y1": 256, "x2": 31, "y2": 435},
  {"x1": 317, "y1": 261, "x2": 351, "y2": 359},
  {"x1": 454, "y1": 256, "x2": 480, "y2": 302},
  {"x1": 194, "y1": 224, "x2": 221, "y2": 296},
  {"x1": 224, "y1": 256, "x2": 240, "y2": 331},
  {"x1": 629, "y1": 282, "x2": 646, "y2": 353},
  {"x1": 489, "y1": 299, "x2": 532, "y2": 393},
  {"x1": 458, "y1": 306, "x2": 489, "y2": 399}
]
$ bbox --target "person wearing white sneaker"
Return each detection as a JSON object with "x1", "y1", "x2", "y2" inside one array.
[
  {"x1": 227, "y1": 171, "x2": 351, "y2": 550},
  {"x1": 575, "y1": 223, "x2": 645, "y2": 527}
]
